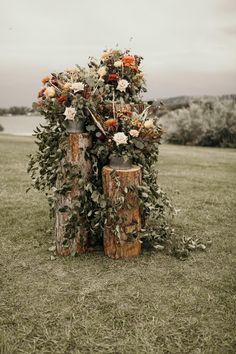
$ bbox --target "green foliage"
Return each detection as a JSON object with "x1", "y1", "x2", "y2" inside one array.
[
  {"x1": 28, "y1": 49, "x2": 190, "y2": 254},
  {"x1": 162, "y1": 98, "x2": 236, "y2": 147}
]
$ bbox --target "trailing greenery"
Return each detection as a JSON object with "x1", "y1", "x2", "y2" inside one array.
[
  {"x1": 29, "y1": 49, "x2": 208, "y2": 257},
  {"x1": 161, "y1": 98, "x2": 236, "y2": 147}
]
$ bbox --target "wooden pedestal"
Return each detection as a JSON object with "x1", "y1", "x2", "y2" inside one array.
[
  {"x1": 102, "y1": 165, "x2": 142, "y2": 259},
  {"x1": 55, "y1": 133, "x2": 91, "y2": 256}
]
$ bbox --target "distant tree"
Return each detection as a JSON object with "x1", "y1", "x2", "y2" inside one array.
[
  {"x1": 0, "y1": 108, "x2": 7, "y2": 116},
  {"x1": 161, "y1": 98, "x2": 236, "y2": 148},
  {"x1": 0, "y1": 124, "x2": 3, "y2": 132}
]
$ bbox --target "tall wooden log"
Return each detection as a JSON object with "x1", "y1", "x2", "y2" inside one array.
[
  {"x1": 102, "y1": 165, "x2": 142, "y2": 259},
  {"x1": 55, "y1": 133, "x2": 91, "y2": 256}
]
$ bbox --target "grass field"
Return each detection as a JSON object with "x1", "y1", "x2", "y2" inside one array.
[{"x1": 0, "y1": 135, "x2": 235, "y2": 354}]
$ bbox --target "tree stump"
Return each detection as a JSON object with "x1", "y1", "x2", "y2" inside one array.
[
  {"x1": 102, "y1": 165, "x2": 142, "y2": 259},
  {"x1": 55, "y1": 133, "x2": 91, "y2": 256}
]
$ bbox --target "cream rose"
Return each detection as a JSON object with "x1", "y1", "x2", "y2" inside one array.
[
  {"x1": 44, "y1": 87, "x2": 55, "y2": 98},
  {"x1": 116, "y1": 79, "x2": 129, "y2": 92},
  {"x1": 97, "y1": 66, "x2": 107, "y2": 77},
  {"x1": 113, "y1": 132, "x2": 128, "y2": 146},
  {"x1": 63, "y1": 107, "x2": 77, "y2": 121},
  {"x1": 129, "y1": 129, "x2": 139, "y2": 137},
  {"x1": 114, "y1": 60, "x2": 122, "y2": 68},
  {"x1": 144, "y1": 119, "x2": 155, "y2": 129}
]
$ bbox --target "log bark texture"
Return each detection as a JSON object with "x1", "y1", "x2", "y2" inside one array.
[
  {"x1": 55, "y1": 133, "x2": 91, "y2": 256},
  {"x1": 102, "y1": 165, "x2": 142, "y2": 259}
]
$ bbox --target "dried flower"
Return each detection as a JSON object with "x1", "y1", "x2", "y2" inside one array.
[
  {"x1": 122, "y1": 110, "x2": 133, "y2": 117},
  {"x1": 133, "y1": 119, "x2": 143, "y2": 128},
  {"x1": 101, "y1": 49, "x2": 120, "y2": 61},
  {"x1": 129, "y1": 129, "x2": 139, "y2": 137},
  {"x1": 63, "y1": 107, "x2": 76, "y2": 121},
  {"x1": 63, "y1": 83, "x2": 71, "y2": 91},
  {"x1": 101, "y1": 51, "x2": 112, "y2": 61},
  {"x1": 44, "y1": 87, "x2": 56, "y2": 98},
  {"x1": 97, "y1": 66, "x2": 107, "y2": 77},
  {"x1": 41, "y1": 76, "x2": 51, "y2": 85},
  {"x1": 104, "y1": 119, "x2": 118, "y2": 129},
  {"x1": 117, "y1": 79, "x2": 129, "y2": 92},
  {"x1": 71, "y1": 82, "x2": 85, "y2": 93},
  {"x1": 113, "y1": 132, "x2": 128, "y2": 146}
]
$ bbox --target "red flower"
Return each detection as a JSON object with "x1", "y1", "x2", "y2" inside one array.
[
  {"x1": 57, "y1": 95, "x2": 67, "y2": 103},
  {"x1": 107, "y1": 74, "x2": 119, "y2": 81},
  {"x1": 98, "y1": 133, "x2": 106, "y2": 141},
  {"x1": 38, "y1": 89, "x2": 45, "y2": 98}
]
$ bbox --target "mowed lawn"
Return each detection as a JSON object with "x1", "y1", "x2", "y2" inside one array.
[{"x1": 0, "y1": 135, "x2": 235, "y2": 354}]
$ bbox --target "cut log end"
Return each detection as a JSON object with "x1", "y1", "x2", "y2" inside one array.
[{"x1": 102, "y1": 165, "x2": 142, "y2": 259}]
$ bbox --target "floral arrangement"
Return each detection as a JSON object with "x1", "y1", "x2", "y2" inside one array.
[{"x1": 29, "y1": 48, "x2": 175, "y2": 253}]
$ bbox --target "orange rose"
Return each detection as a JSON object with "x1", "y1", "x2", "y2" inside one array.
[
  {"x1": 122, "y1": 55, "x2": 136, "y2": 67},
  {"x1": 41, "y1": 76, "x2": 51, "y2": 85},
  {"x1": 104, "y1": 119, "x2": 118, "y2": 129}
]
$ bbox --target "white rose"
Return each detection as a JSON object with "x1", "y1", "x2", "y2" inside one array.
[
  {"x1": 44, "y1": 87, "x2": 55, "y2": 98},
  {"x1": 113, "y1": 132, "x2": 128, "y2": 146},
  {"x1": 129, "y1": 129, "x2": 139, "y2": 137},
  {"x1": 144, "y1": 119, "x2": 155, "y2": 129},
  {"x1": 97, "y1": 66, "x2": 107, "y2": 77},
  {"x1": 114, "y1": 60, "x2": 122, "y2": 68},
  {"x1": 63, "y1": 107, "x2": 77, "y2": 121},
  {"x1": 71, "y1": 82, "x2": 85, "y2": 93},
  {"x1": 116, "y1": 79, "x2": 129, "y2": 92}
]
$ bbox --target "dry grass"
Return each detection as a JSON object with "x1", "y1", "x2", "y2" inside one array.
[{"x1": 0, "y1": 135, "x2": 235, "y2": 354}]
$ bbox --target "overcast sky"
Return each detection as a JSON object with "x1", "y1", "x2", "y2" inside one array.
[{"x1": 0, "y1": 0, "x2": 236, "y2": 107}]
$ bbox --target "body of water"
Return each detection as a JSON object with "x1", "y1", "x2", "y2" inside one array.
[{"x1": 0, "y1": 115, "x2": 45, "y2": 136}]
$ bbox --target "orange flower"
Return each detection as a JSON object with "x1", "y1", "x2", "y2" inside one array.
[
  {"x1": 104, "y1": 119, "x2": 118, "y2": 129},
  {"x1": 122, "y1": 110, "x2": 133, "y2": 117},
  {"x1": 122, "y1": 55, "x2": 136, "y2": 67},
  {"x1": 133, "y1": 119, "x2": 142, "y2": 128},
  {"x1": 41, "y1": 76, "x2": 51, "y2": 85}
]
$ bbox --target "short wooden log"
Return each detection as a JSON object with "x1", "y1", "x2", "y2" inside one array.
[
  {"x1": 102, "y1": 165, "x2": 142, "y2": 259},
  {"x1": 55, "y1": 133, "x2": 91, "y2": 256}
]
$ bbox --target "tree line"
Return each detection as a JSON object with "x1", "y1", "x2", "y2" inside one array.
[{"x1": 0, "y1": 107, "x2": 37, "y2": 116}]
